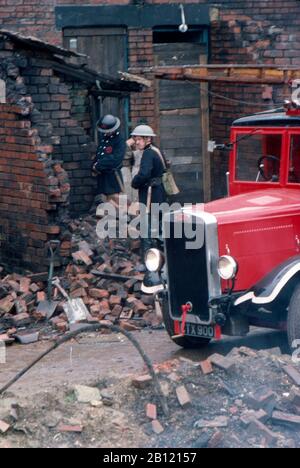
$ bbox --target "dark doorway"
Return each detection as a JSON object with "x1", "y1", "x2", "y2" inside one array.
[
  {"x1": 63, "y1": 27, "x2": 129, "y2": 136},
  {"x1": 153, "y1": 30, "x2": 208, "y2": 203}
]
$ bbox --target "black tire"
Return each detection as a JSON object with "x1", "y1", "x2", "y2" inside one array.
[
  {"x1": 161, "y1": 295, "x2": 211, "y2": 349},
  {"x1": 287, "y1": 283, "x2": 300, "y2": 350}
]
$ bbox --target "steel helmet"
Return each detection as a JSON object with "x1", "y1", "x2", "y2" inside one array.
[
  {"x1": 131, "y1": 125, "x2": 156, "y2": 137},
  {"x1": 97, "y1": 114, "x2": 121, "y2": 134}
]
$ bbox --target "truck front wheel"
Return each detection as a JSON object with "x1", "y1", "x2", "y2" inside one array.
[
  {"x1": 161, "y1": 295, "x2": 211, "y2": 349},
  {"x1": 287, "y1": 283, "x2": 300, "y2": 350}
]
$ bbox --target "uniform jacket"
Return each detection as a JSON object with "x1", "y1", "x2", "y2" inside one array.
[
  {"x1": 131, "y1": 144, "x2": 166, "y2": 206},
  {"x1": 93, "y1": 132, "x2": 126, "y2": 195}
]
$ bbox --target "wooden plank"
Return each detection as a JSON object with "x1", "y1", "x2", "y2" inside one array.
[
  {"x1": 160, "y1": 108, "x2": 199, "y2": 116},
  {"x1": 152, "y1": 65, "x2": 300, "y2": 85},
  {"x1": 171, "y1": 156, "x2": 202, "y2": 165},
  {"x1": 200, "y1": 54, "x2": 211, "y2": 202},
  {"x1": 153, "y1": 63, "x2": 300, "y2": 70},
  {"x1": 161, "y1": 136, "x2": 202, "y2": 149},
  {"x1": 159, "y1": 126, "x2": 201, "y2": 138},
  {"x1": 160, "y1": 115, "x2": 200, "y2": 128},
  {"x1": 118, "y1": 72, "x2": 152, "y2": 88},
  {"x1": 159, "y1": 95, "x2": 200, "y2": 111}
]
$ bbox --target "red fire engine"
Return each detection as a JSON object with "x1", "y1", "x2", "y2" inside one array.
[{"x1": 143, "y1": 100, "x2": 300, "y2": 351}]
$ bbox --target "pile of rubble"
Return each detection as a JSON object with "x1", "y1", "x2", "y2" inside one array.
[
  {"x1": 126, "y1": 346, "x2": 300, "y2": 448},
  {"x1": 1, "y1": 342, "x2": 300, "y2": 448},
  {"x1": 0, "y1": 213, "x2": 159, "y2": 346}
]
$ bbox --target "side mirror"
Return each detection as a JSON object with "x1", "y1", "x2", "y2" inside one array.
[{"x1": 208, "y1": 140, "x2": 232, "y2": 153}]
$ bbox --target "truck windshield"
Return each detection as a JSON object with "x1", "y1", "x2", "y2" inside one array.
[
  {"x1": 236, "y1": 132, "x2": 282, "y2": 183},
  {"x1": 289, "y1": 134, "x2": 300, "y2": 183}
]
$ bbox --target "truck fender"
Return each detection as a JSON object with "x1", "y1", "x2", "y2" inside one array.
[{"x1": 235, "y1": 255, "x2": 300, "y2": 306}]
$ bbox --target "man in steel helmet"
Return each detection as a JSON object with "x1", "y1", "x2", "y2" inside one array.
[
  {"x1": 131, "y1": 124, "x2": 167, "y2": 252},
  {"x1": 131, "y1": 125, "x2": 166, "y2": 207},
  {"x1": 92, "y1": 114, "x2": 126, "y2": 209}
]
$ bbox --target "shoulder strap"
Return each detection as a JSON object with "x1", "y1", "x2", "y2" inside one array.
[{"x1": 150, "y1": 145, "x2": 167, "y2": 170}]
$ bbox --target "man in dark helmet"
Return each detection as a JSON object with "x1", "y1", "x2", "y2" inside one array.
[{"x1": 92, "y1": 114, "x2": 126, "y2": 209}]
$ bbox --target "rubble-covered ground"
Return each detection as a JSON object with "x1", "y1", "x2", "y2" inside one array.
[
  {"x1": 0, "y1": 210, "x2": 160, "y2": 347},
  {"x1": 1, "y1": 329, "x2": 300, "y2": 448},
  {"x1": 1, "y1": 211, "x2": 300, "y2": 448}
]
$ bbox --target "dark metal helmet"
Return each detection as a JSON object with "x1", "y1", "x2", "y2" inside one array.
[{"x1": 97, "y1": 114, "x2": 121, "y2": 134}]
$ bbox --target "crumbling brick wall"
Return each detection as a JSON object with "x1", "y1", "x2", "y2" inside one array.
[
  {"x1": 22, "y1": 58, "x2": 96, "y2": 214},
  {"x1": 0, "y1": 103, "x2": 70, "y2": 272},
  {"x1": 0, "y1": 37, "x2": 97, "y2": 271}
]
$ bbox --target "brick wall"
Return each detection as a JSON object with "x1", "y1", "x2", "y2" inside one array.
[
  {"x1": 0, "y1": 103, "x2": 69, "y2": 271},
  {"x1": 1, "y1": 0, "x2": 300, "y2": 198},
  {"x1": 22, "y1": 58, "x2": 96, "y2": 214},
  {"x1": 0, "y1": 36, "x2": 98, "y2": 270}
]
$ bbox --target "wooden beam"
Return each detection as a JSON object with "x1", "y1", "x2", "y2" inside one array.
[
  {"x1": 118, "y1": 71, "x2": 152, "y2": 88},
  {"x1": 130, "y1": 64, "x2": 300, "y2": 85}
]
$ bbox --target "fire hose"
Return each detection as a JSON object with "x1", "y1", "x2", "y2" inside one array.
[{"x1": 0, "y1": 324, "x2": 169, "y2": 417}]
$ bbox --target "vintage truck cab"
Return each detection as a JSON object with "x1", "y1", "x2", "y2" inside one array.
[{"x1": 144, "y1": 101, "x2": 300, "y2": 350}]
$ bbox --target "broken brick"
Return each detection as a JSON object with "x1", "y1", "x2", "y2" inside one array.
[
  {"x1": 0, "y1": 296, "x2": 14, "y2": 315},
  {"x1": 111, "y1": 305, "x2": 123, "y2": 317},
  {"x1": 238, "y1": 347, "x2": 258, "y2": 358},
  {"x1": 200, "y1": 359, "x2": 213, "y2": 375},
  {"x1": 57, "y1": 423, "x2": 83, "y2": 433},
  {"x1": 283, "y1": 365, "x2": 300, "y2": 387},
  {"x1": 146, "y1": 403, "x2": 157, "y2": 420},
  {"x1": 78, "y1": 240, "x2": 93, "y2": 257},
  {"x1": 37, "y1": 291, "x2": 46, "y2": 302},
  {"x1": 151, "y1": 419, "x2": 164, "y2": 435},
  {"x1": 209, "y1": 353, "x2": 236, "y2": 372},
  {"x1": 89, "y1": 289, "x2": 109, "y2": 300},
  {"x1": 132, "y1": 374, "x2": 153, "y2": 389},
  {"x1": 245, "y1": 389, "x2": 276, "y2": 414},
  {"x1": 240, "y1": 409, "x2": 269, "y2": 428},
  {"x1": 272, "y1": 410, "x2": 300, "y2": 429},
  {"x1": 133, "y1": 300, "x2": 148, "y2": 315},
  {"x1": 176, "y1": 385, "x2": 191, "y2": 407},
  {"x1": 248, "y1": 419, "x2": 278, "y2": 445},
  {"x1": 0, "y1": 420, "x2": 10, "y2": 434},
  {"x1": 208, "y1": 430, "x2": 224, "y2": 448},
  {"x1": 19, "y1": 277, "x2": 31, "y2": 294},
  {"x1": 119, "y1": 321, "x2": 139, "y2": 332},
  {"x1": 12, "y1": 312, "x2": 31, "y2": 327},
  {"x1": 194, "y1": 416, "x2": 228, "y2": 429},
  {"x1": 109, "y1": 295, "x2": 122, "y2": 307},
  {"x1": 72, "y1": 251, "x2": 93, "y2": 267},
  {"x1": 0, "y1": 334, "x2": 14, "y2": 345},
  {"x1": 70, "y1": 288, "x2": 87, "y2": 299},
  {"x1": 55, "y1": 321, "x2": 69, "y2": 333}
]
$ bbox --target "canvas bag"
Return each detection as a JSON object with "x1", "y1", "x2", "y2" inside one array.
[{"x1": 150, "y1": 145, "x2": 180, "y2": 196}]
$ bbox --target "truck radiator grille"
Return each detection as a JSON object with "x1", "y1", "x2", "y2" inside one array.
[{"x1": 165, "y1": 221, "x2": 209, "y2": 321}]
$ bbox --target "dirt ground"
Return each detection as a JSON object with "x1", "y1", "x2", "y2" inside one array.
[{"x1": 0, "y1": 327, "x2": 298, "y2": 448}]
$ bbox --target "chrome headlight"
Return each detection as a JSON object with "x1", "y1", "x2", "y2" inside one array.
[
  {"x1": 217, "y1": 255, "x2": 238, "y2": 280},
  {"x1": 145, "y1": 249, "x2": 165, "y2": 273}
]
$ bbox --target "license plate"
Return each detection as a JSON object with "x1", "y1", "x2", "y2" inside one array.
[{"x1": 185, "y1": 323, "x2": 215, "y2": 339}]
